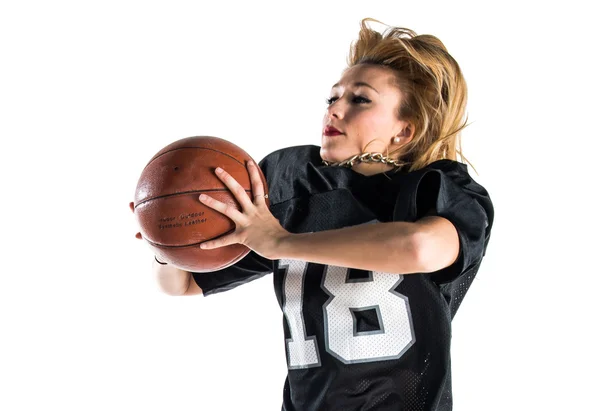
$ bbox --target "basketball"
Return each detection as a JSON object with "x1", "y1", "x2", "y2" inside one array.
[{"x1": 132, "y1": 136, "x2": 269, "y2": 272}]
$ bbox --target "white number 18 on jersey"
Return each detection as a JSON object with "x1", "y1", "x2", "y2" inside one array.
[{"x1": 280, "y1": 259, "x2": 415, "y2": 369}]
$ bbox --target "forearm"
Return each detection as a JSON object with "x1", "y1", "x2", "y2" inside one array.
[
  {"x1": 153, "y1": 259, "x2": 199, "y2": 296},
  {"x1": 276, "y1": 221, "x2": 424, "y2": 274}
]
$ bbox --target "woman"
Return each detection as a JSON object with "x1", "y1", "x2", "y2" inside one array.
[{"x1": 133, "y1": 18, "x2": 494, "y2": 411}]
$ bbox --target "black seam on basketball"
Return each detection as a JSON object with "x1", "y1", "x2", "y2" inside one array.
[
  {"x1": 144, "y1": 228, "x2": 236, "y2": 248},
  {"x1": 135, "y1": 189, "x2": 252, "y2": 208},
  {"x1": 144, "y1": 146, "x2": 246, "y2": 171}
]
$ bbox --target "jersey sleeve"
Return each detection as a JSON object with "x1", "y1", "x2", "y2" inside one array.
[
  {"x1": 393, "y1": 161, "x2": 494, "y2": 284},
  {"x1": 190, "y1": 153, "x2": 278, "y2": 296},
  {"x1": 191, "y1": 251, "x2": 273, "y2": 296}
]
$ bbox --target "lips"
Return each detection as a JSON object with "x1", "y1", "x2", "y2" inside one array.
[{"x1": 323, "y1": 126, "x2": 343, "y2": 136}]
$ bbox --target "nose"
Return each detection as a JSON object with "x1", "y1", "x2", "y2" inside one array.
[{"x1": 326, "y1": 99, "x2": 344, "y2": 120}]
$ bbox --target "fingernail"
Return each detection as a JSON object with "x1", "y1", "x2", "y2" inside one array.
[
  {"x1": 199, "y1": 194, "x2": 207, "y2": 201},
  {"x1": 247, "y1": 160, "x2": 254, "y2": 166},
  {"x1": 215, "y1": 167, "x2": 223, "y2": 174}
]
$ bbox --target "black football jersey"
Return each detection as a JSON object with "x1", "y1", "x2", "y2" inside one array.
[{"x1": 192, "y1": 145, "x2": 494, "y2": 411}]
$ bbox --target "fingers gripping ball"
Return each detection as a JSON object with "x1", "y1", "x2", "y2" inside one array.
[{"x1": 133, "y1": 136, "x2": 269, "y2": 272}]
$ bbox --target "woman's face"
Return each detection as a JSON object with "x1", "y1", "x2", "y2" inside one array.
[{"x1": 321, "y1": 64, "x2": 411, "y2": 175}]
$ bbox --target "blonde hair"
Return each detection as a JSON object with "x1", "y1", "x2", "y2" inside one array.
[{"x1": 348, "y1": 18, "x2": 475, "y2": 173}]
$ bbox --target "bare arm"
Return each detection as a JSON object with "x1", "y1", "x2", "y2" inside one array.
[
  {"x1": 197, "y1": 164, "x2": 458, "y2": 275},
  {"x1": 275, "y1": 217, "x2": 459, "y2": 275},
  {"x1": 154, "y1": 258, "x2": 203, "y2": 296},
  {"x1": 130, "y1": 201, "x2": 202, "y2": 296}
]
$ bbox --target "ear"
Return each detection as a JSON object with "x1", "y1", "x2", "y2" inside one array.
[
  {"x1": 392, "y1": 123, "x2": 414, "y2": 146},
  {"x1": 396, "y1": 122, "x2": 415, "y2": 142}
]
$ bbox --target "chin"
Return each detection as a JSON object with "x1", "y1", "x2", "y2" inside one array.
[
  {"x1": 319, "y1": 147, "x2": 338, "y2": 163},
  {"x1": 321, "y1": 147, "x2": 353, "y2": 164}
]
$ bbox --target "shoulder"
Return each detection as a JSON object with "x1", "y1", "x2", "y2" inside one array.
[
  {"x1": 257, "y1": 145, "x2": 324, "y2": 205},
  {"x1": 392, "y1": 159, "x2": 494, "y2": 230},
  {"x1": 410, "y1": 159, "x2": 473, "y2": 188},
  {"x1": 398, "y1": 159, "x2": 492, "y2": 207},
  {"x1": 392, "y1": 160, "x2": 495, "y2": 284},
  {"x1": 423, "y1": 159, "x2": 494, "y2": 222},
  {"x1": 258, "y1": 145, "x2": 321, "y2": 171}
]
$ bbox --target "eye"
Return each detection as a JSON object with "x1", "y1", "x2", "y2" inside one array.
[
  {"x1": 352, "y1": 96, "x2": 371, "y2": 104},
  {"x1": 325, "y1": 95, "x2": 371, "y2": 105}
]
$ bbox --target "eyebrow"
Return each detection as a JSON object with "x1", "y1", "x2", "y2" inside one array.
[{"x1": 331, "y1": 81, "x2": 379, "y2": 94}]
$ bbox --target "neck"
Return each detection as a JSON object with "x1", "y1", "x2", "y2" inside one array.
[{"x1": 352, "y1": 162, "x2": 395, "y2": 176}]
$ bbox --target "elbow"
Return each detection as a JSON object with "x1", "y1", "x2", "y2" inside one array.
[
  {"x1": 408, "y1": 230, "x2": 432, "y2": 273},
  {"x1": 387, "y1": 226, "x2": 427, "y2": 274},
  {"x1": 411, "y1": 225, "x2": 460, "y2": 274}
]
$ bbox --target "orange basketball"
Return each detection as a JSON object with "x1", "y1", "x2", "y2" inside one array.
[{"x1": 133, "y1": 136, "x2": 269, "y2": 272}]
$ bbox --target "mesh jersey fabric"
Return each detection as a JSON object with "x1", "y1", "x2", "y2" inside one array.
[{"x1": 192, "y1": 145, "x2": 494, "y2": 411}]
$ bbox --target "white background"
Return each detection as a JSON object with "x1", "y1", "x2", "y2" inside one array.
[{"x1": 1, "y1": 1, "x2": 598, "y2": 410}]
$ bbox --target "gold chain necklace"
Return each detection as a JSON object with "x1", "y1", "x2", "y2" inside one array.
[{"x1": 322, "y1": 152, "x2": 402, "y2": 168}]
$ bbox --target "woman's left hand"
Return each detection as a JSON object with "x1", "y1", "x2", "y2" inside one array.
[{"x1": 198, "y1": 160, "x2": 289, "y2": 260}]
